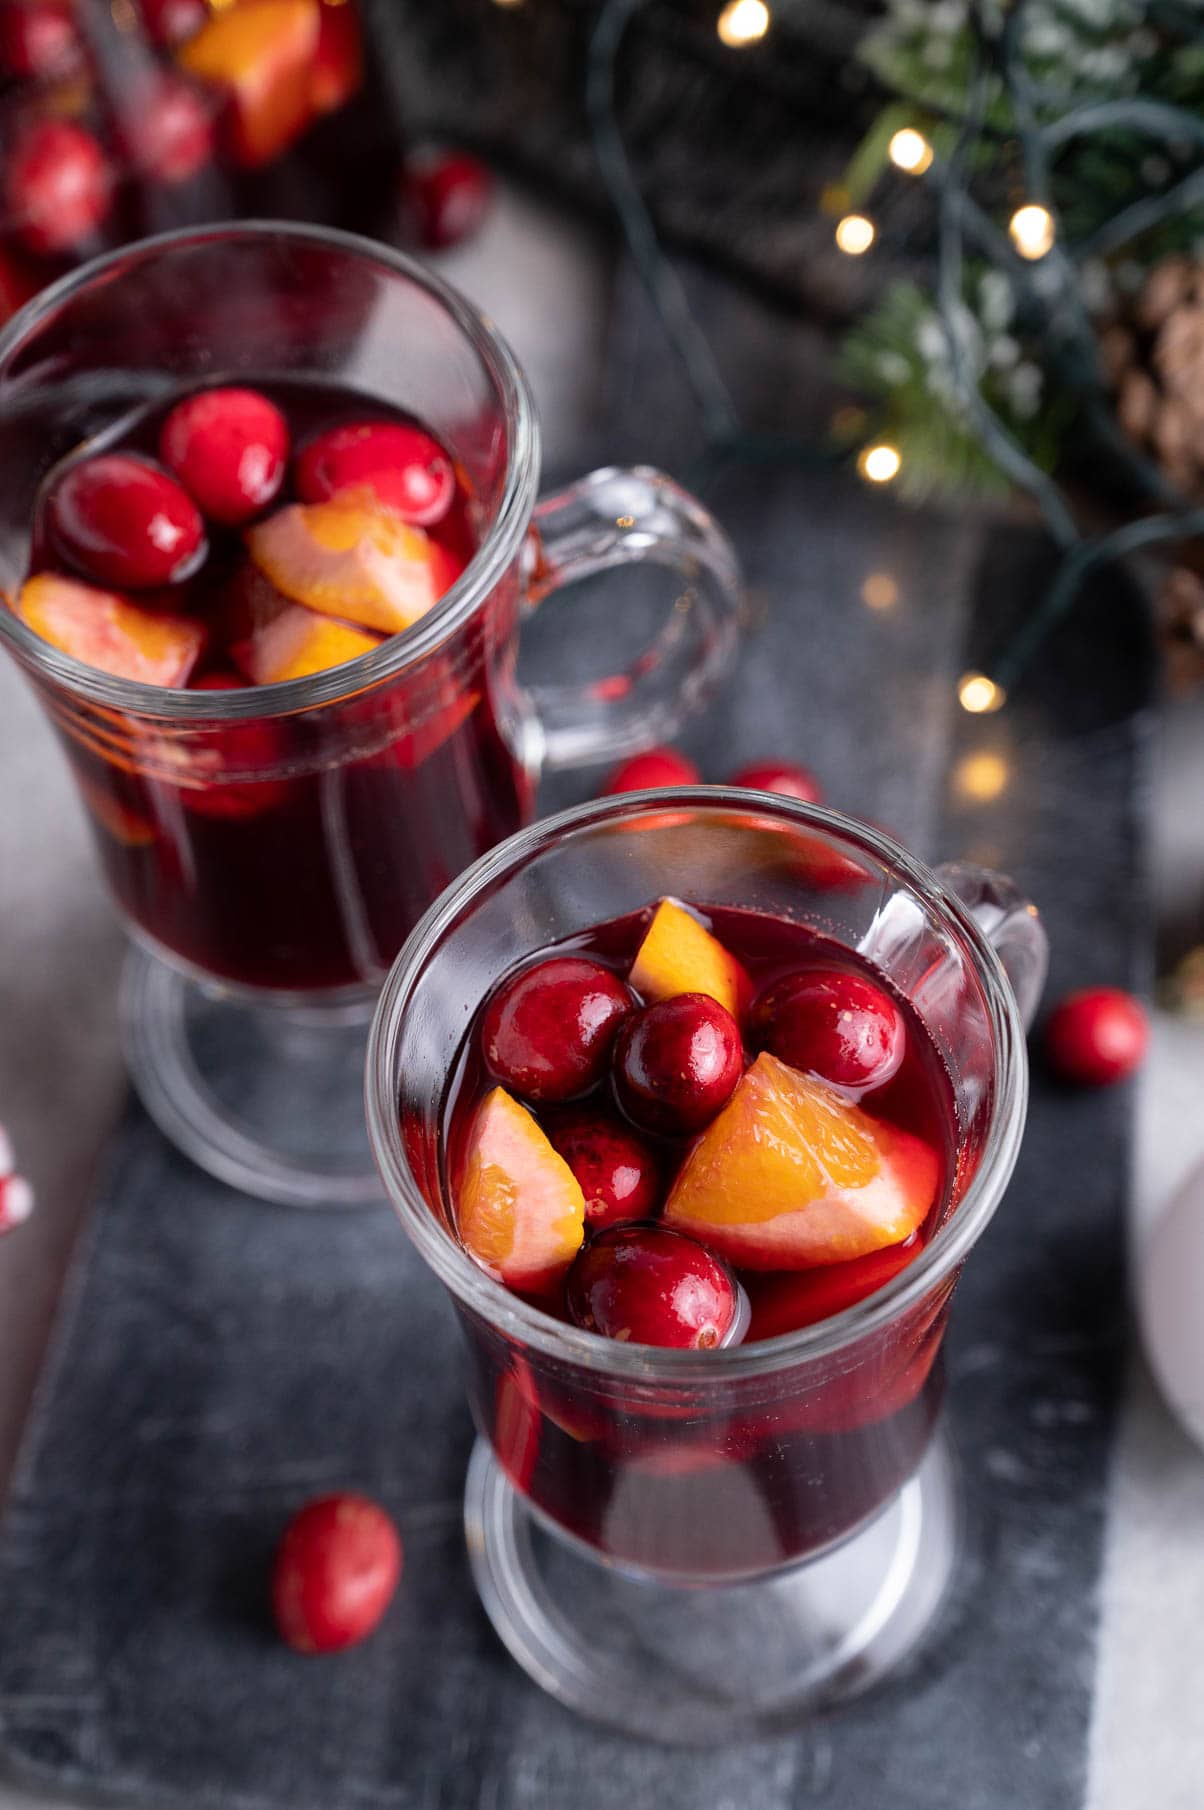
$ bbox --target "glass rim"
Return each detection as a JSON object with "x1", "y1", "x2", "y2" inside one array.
[
  {"x1": 0, "y1": 219, "x2": 541, "y2": 722},
  {"x1": 365, "y1": 789, "x2": 1031, "y2": 1384}
]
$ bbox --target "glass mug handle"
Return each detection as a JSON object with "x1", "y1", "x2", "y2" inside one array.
[
  {"x1": 934, "y1": 863, "x2": 1050, "y2": 1030},
  {"x1": 522, "y1": 465, "x2": 743, "y2": 771}
]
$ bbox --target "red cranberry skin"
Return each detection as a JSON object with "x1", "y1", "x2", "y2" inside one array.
[
  {"x1": 753, "y1": 967, "x2": 905, "y2": 1092},
  {"x1": 271, "y1": 1494, "x2": 402, "y2": 1655},
  {"x1": 614, "y1": 993, "x2": 744, "y2": 1135},
  {"x1": 0, "y1": 1, "x2": 80, "y2": 79},
  {"x1": 48, "y1": 454, "x2": 206, "y2": 589},
  {"x1": 566, "y1": 1223, "x2": 739, "y2": 1349},
  {"x1": 1045, "y1": 987, "x2": 1148, "y2": 1086},
  {"x1": 482, "y1": 957, "x2": 635, "y2": 1103},
  {"x1": 546, "y1": 1109, "x2": 661, "y2": 1229},
  {"x1": 402, "y1": 149, "x2": 493, "y2": 251},
  {"x1": 295, "y1": 420, "x2": 454, "y2": 527},
  {"x1": 118, "y1": 76, "x2": 214, "y2": 187},
  {"x1": 161, "y1": 388, "x2": 289, "y2": 525},
  {"x1": 729, "y1": 760, "x2": 823, "y2": 804},
  {"x1": 137, "y1": 0, "x2": 206, "y2": 45},
  {"x1": 5, "y1": 120, "x2": 111, "y2": 258},
  {"x1": 603, "y1": 747, "x2": 701, "y2": 794}
]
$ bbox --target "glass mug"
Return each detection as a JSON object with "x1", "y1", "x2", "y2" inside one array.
[
  {"x1": 366, "y1": 792, "x2": 1048, "y2": 1741},
  {"x1": 0, "y1": 223, "x2": 742, "y2": 1205}
]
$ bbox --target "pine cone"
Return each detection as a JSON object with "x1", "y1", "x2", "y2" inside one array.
[{"x1": 1110, "y1": 257, "x2": 1204, "y2": 501}]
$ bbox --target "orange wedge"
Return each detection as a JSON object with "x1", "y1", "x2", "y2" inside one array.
[
  {"x1": 246, "y1": 499, "x2": 442, "y2": 635},
  {"x1": 663, "y1": 1051, "x2": 939, "y2": 1270},
  {"x1": 178, "y1": 0, "x2": 320, "y2": 168},
  {"x1": 14, "y1": 573, "x2": 204, "y2": 687},
  {"x1": 230, "y1": 601, "x2": 379, "y2": 684},
  {"x1": 458, "y1": 1087, "x2": 585, "y2": 1293},
  {"x1": 629, "y1": 897, "x2": 751, "y2": 1018}
]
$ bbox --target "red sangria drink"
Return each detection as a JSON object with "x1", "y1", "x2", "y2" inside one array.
[
  {"x1": 368, "y1": 792, "x2": 1046, "y2": 1737},
  {"x1": 0, "y1": 225, "x2": 742, "y2": 1203}
]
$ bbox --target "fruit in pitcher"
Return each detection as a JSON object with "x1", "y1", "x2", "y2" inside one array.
[
  {"x1": 116, "y1": 73, "x2": 215, "y2": 185},
  {"x1": 230, "y1": 600, "x2": 379, "y2": 684},
  {"x1": 482, "y1": 957, "x2": 634, "y2": 1104},
  {"x1": 14, "y1": 572, "x2": 204, "y2": 685},
  {"x1": 272, "y1": 1493, "x2": 402, "y2": 1655},
  {"x1": 246, "y1": 500, "x2": 441, "y2": 635},
  {"x1": 565, "y1": 1223, "x2": 742, "y2": 1350},
  {"x1": 753, "y1": 967, "x2": 905, "y2": 1093},
  {"x1": 310, "y1": 0, "x2": 362, "y2": 113},
  {"x1": 458, "y1": 1087, "x2": 585, "y2": 1292},
  {"x1": 546, "y1": 1109, "x2": 661, "y2": 1229},
  {"x1": 663, "y1": 1051, "x2": 938, "y2": 1269},
  {"x1": 0, "y1": 1, "x2": 81, "y2": 79},
  {"x1": 161, "y1": 387, "x2": 288, "y2": 525},
  {"x1": 746, "y1": 1239, "x2": 922, "y2": 1341},
  {"x1": 47, "y1": 454, "x2": 206, "y2": 590},
  {"x1": 613, "y1": 993, "x2": 744, "y2": 1135},
  {"x1": 5, "y1": 119, "x2": 111, "y2": 256},
  {"x1": 295, "y1": 421, "x2": 454, "y2": 528},
  {"x1": 629, "y1": 896, "x2": 751, "y2": 1018},
  {"x1": 179, "y1": 0, "x2": 321, "y2": 168}
]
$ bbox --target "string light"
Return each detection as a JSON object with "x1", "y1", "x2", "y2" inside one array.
[
  {"x1": 957, "y1": 671, "x2": 1006, "y2": 714},
  {"x1": 835, "y1": 213, "x2": 875, "y2": 255},
  {"x1": 888, "y1": 129, "x2": 933, "y2": 175},
  {"x1": 953, "y1": 751, "x2": 1010, "y2": 802},
  {"x1": 861, "y1": 573, "x2": 899, "y2": 609},
  {"x1": 716, "y1": 0, "x2": 770, "y2": 47},
  {"x1": 858, "y1": 443, "x2": 901, "y2": 484},
  {"x1": 1008, "y1": 203, "x2": 1056, "y2": 261}
]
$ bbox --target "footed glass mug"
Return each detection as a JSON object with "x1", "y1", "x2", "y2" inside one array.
[
  {"x1": 367, "y1": 791, "x2": 1047, "y2": 1741},
  {"x1": 0, "y1": 224, "x2": 741, "y2": 1206}
]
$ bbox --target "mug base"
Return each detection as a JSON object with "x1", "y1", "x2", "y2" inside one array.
[
  {"x1": 464, "y1": 1427, "x2": 960, "y2": 1743},
  {"x1": 120, "y1": 942, "x2": 385, "y2": 1208}
]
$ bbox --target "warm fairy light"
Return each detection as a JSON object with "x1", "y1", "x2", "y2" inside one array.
[
  {"x1": 958, "y1": 671, "x2": 1006, "y2": 714},
  {"x1": 954, "y1": 751, "x2": 1010, "y2": 803},
  {"x1": 857, "y1": 443, "x2": 901, "y2": 484},
  {"x1": 888, "y1": 129, "x2": 933, "y2": 175},
  {"x1": 717, "y1": 0, "x2": 770, "y2": 46},
  {"x1": 835, "y1": 213, "x2": 875, "y2": 256},
  {"x1": 1009, "y1": 203, "x2": 1055, "y2": 261},
  {"x1": 861, "y1": 573, "x2": 899, "y2": 610}
]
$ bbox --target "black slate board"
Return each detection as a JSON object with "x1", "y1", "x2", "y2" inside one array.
[{"x1": 0, "y1": 263, "x2": 1155, "y2": 1807}]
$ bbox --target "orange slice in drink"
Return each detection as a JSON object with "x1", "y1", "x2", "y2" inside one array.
[
  {"x1": 178, "y1": 0, "x2": 320, "y2": 168},
  {"x1": 230, "y1": 601, "x2": 379, "y2": 684},
  {"x1": 246, "y1": 499, "x2": 442, "y2": 635},
  {"x1": 664, "y1": 1051, "x2": 938, "y2": 1269},
  {"x1": 458, "y1": 1087, "x2": 585, "y2": 1294},
  {"x1": 14, "y1": 572, "x2": 204, "y2": 686},
  {"x1": 629, "y1": 897, "x2": 751, "y2": 1018}
]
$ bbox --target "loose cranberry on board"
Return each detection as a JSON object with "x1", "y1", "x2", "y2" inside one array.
[
  {"x1": 1044, "y1": 987, "x2": 1149, "y2": 1086},
  {"x1": 401, "y1": 148, "x2": 493, "y2": 252},
  {"x1": 728, "y1": 760, "x2": 823, "y2": 804},
  {"x1": 272, "y1": 1494, "x2": 402, "y2": 1655},
  {"x1": 602, "y1": 747, "x2": 701, "y2": 794}
]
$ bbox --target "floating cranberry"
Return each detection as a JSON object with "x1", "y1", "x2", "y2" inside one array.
[
  {"x1": 614, "y1": 993, "x2": 743, "y2": 1135},
  {"x1": 136, "y1": 0, "x2": 206, "y2": 45},
  {"x1": 603, "y1": 747, "x2": 701, "y2": 794},
  {"x1": 753, "y1": 967, "x2": 904, "y2": 1092},
  {"x1": 401, "y1": 148, "x2": 493, "y2": 251},
  {"x1": 0, "y1": 0, "x2": 80, "y2": 79},
  {"x1": 729, "y1": 760, "x2": 823, "y2": 804},
  {"x1": 161, "y1": 387, "x2": 289, "y2": 525},
  {"x1": 295, "y1": 420, "x2": 453, "y2": 527},
  {"x1": 1044, "y1": 987, "x2": 1148, "y2": 1086},
  {"x1": 5, "y1": 119, "x2": 111, "y2": 258},
  {"x1": 118, "y1": 75, "x2": 214, "y2": 187},
  {"x1": 271, "y1": 1494, "x2": 402, "y2": 1655},
  {"x1": 482, "y1": 956, "x2": 635, "y2": 1103},
  {"x1": 48, "y1": 453, "x2": 206, "y2": 588},
  {"x1": 566, "y1": 1223, "x2": 741, "y2": 1349},
  {"x1": 546, "y1": 1108, "x2": 661, "y2": 1229}
]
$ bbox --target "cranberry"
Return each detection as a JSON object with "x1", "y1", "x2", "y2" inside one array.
[
  {"x1": 295, "y1": 420, "x2": 453, "y2": 527},
  {"x1": 5, "y1": 119, "x2": 111, "y2": 258},
  {"x1": 753, "y1": 967, "x2": 904, "y2": 1092},
  {"x1": 136, "y1": 0, "x2": 206, "y2": 44},
  {"x1": 117, "y1": 75, "x2": 214, "y2": 186},
  {"x1": 1045, "y1": 987, "x2": 1148, "y2": 1086},
  {"x1": 602, "y1": 747, "x2": 701, "y2": 794},
  {"x1": 729, "y1": 760, "x2": 823, "y2": 804},
  {"x1": 0, "y1": 1, "x2": 80, "y2": 79},
  {"x1": 271, "y1": 1493, "x2": 402, "y2": 1655},
  {"x1": 161, "y1": 387, "x2": 288, "y2": 525},
  {"x1": 482, "y1": 957, "x2": 635, "y2": 1103},
  {"x1": 401, "y1": 148, "x2": 493, "y2": 251},
  {"x1": 566, "y1": 1223, "x2": 741, "y2": 1349},
  {"x1": 546, "y1": 1108, "x2": 661, "y2": 1229},
  {"x1": 614, "y1": 993, "x2": 744, "y2": 1134},
  {"x1": 48, "y1": 453, "x2": 206, "y2": 589}
]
